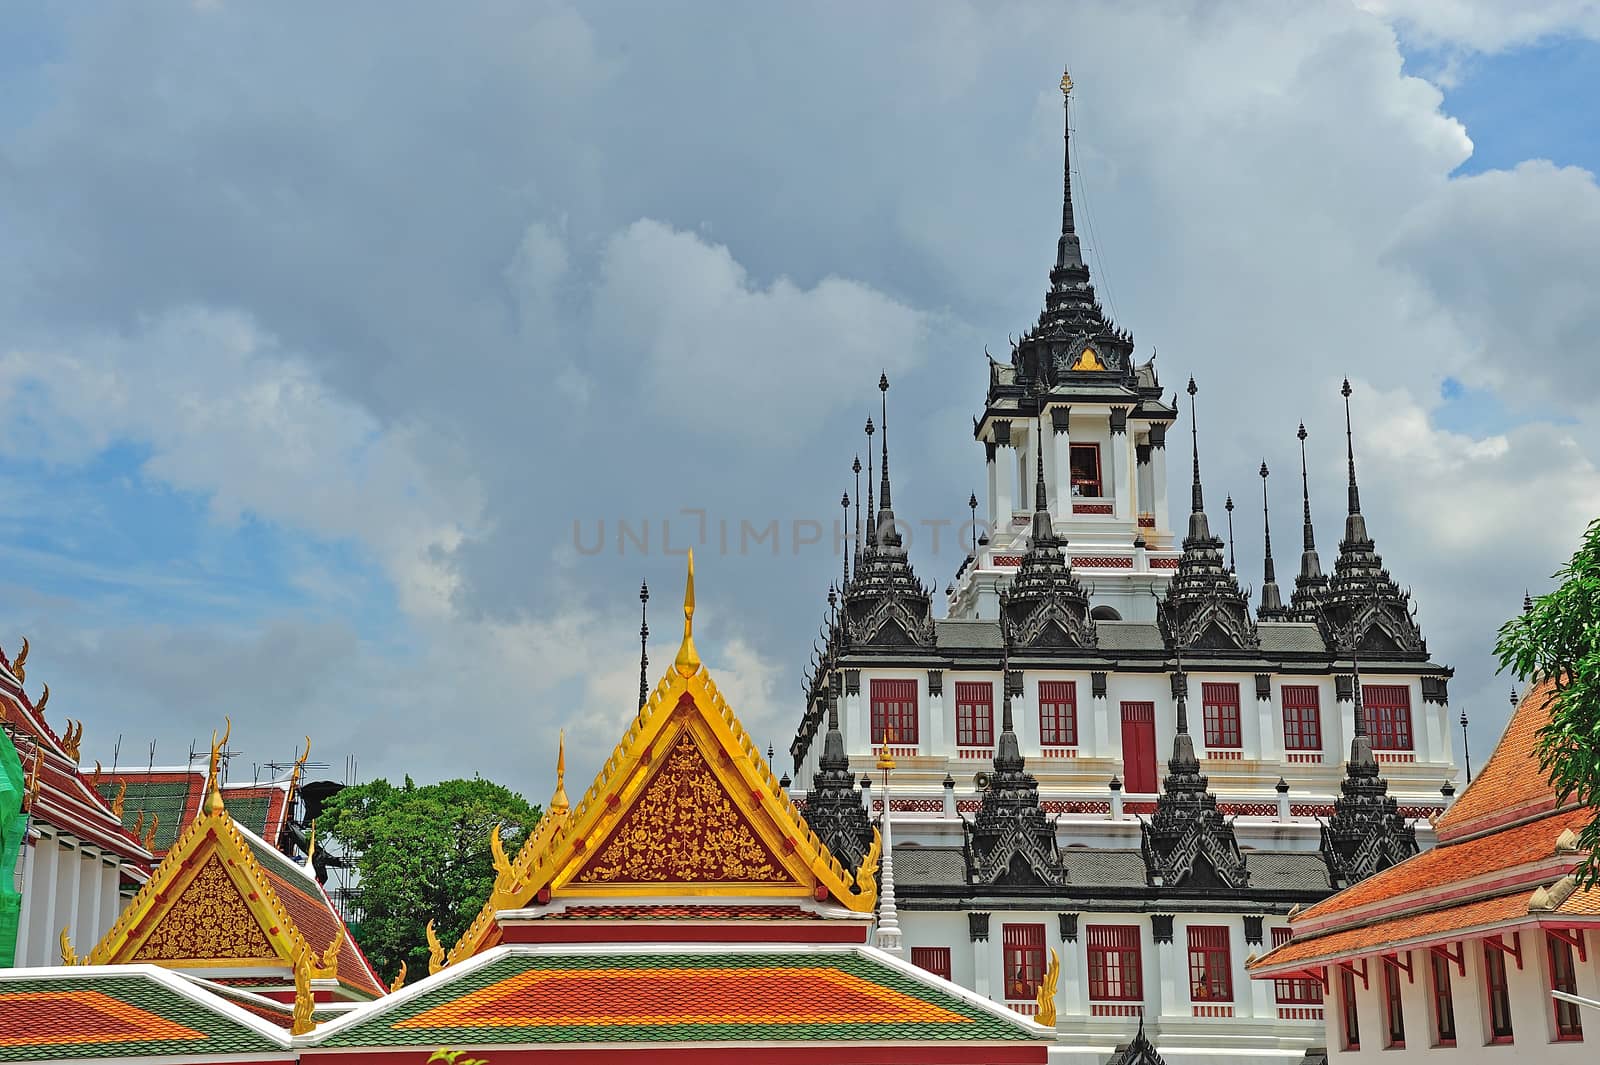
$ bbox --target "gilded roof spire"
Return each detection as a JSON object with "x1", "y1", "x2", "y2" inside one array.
[
  {"x1": 1056, "y1": 67, "x2": 1083, "y2": 271},
  {"x1": 204, "y1": 717, "x2": 231, "y2": 815},
  {"x1": 550, "y1": 730, "x2": 569, "y2": 814},
  {"x1": 673, "y1": 550, "x2": 700, "y2": 677}
]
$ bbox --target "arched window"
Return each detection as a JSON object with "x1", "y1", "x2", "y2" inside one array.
[{"x1": 1090, "y1": 605, "x2": 1122, "y2": 621}]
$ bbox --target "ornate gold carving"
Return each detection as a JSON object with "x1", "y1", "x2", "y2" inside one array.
[
  {"x1": 25, "y1": 750, "x2": 42, "y2": 809},
  {"x1": 1060, "y1": 69, "x2": 1073, "y2": 97},
  {"x1": 291, "y1": 941, "x2": 315, "y2": 1035},
  {"x1": 550, "y1": 731, "x2": 569, "y2": 814},
  {"x1": 132, "y1": 811, "x2": 145, "y2": 839},
  {"x1": 90, "y1": 759, "x2": 103, "y2": 789},
  {"x1": 61, "y1": 718, "x2": 82, "y2": 761},
  {"x1": 12, "y1": 637, "x2": 27, "y2": 683},
  {"x1": 110, "y1": 778, "x2": 127, "y2": 818},
  {"x1": 143, "y1": 815, "x2": 159, "y2": 852},
  {"x1": 854, "y1": 828, "x2": 882, "y2": 902},
  {"x1": 319, "y1": 930, "x2": 343, "y2": 973},
  {"x1": 490, "y1": 823, "x2": 511, "y2": 883},
  {"x1": 60, "y1": 927, "x2": 78, "y2": 966},
  {"x1": 673, "y1": 550, "x2": 700, "y2": 677},
  {"x1": 132, "y1": 855, "x2": 274, "y2": 961},
  {"x1": 1036, "y1": 947, "x2": 1060, "y2": 1026},
  {"x1": 390, "y1": 960, "x2": 408, "y2": 993},
  {"x1": 576, "y1": 731, "x2": 788, "y2": 885},
  {"x1": 1070, "y1": 347, "x2": 1106, "y2": 371},
  {"x1": 426, "y1": 920, "x2": 445, "y2": 975},
  {"x1": 35, "y1": 682, "x2": 48, "y2": 713}
]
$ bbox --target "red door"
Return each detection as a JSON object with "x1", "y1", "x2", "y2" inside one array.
[{"x1": 1121, "y1": 702, "x2": 1158, "y2": 793}]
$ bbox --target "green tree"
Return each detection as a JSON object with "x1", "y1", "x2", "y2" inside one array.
[
  {"x1": 318, "y1": 776, "x2": 541, "y2": 981},
  {"x1": 1496, "y1": 516, "x2": 1600, "y2": 887}
]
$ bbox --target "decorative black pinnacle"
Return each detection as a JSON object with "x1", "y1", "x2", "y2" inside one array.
[
  {"x1": 998, "y1": 407, "x2": 1095, "y2": 649},
  {"x1": 802, "y1": 674, "x2": 874, "y2": 870},
  {"x1": 852, "y1": 455, "x2": 862, "y2": 567},
  {"x1": 864, "y1": 418, "x2": 875, "y2": 549},
  {"x1": 841, "y1": 492, "x2": 851, "y2": 587},
  {"x1": 637, "y1": 580, "x2": 650, "y2": 712},
  {"x1": 1032, "y1": 408, "x2": 1053, "y2": 542},
  {"x1": 1341, "y1": 378, "x2": 1367, "y2": 543},
  {"x1": 1461, "y1": 707, "x2": 1473, "y2": 784},
  {"x1": 1056, "y1": 68, "x2": 1083, "y2": 272},
  {"x1": 1187, "y1": 378, "x2": 1206, "y2": 529},
  {"x1": 968, "y1": 492, "x2": 979, "y2": 556},
  {"x1": 963, "y1": 636, "x2": 1066, "y2": 887},
  {"x1": 1258, "y1": 462, "x2": 1287, "y2": 620},
  {"x1": 878, "y1": 373, "x2": 892, "y2": 513},
  {"x1": 1224, "y1": 495, "x2": 1236, "y2": 573},
  {"x1": 1290, "y1": 422, "x2": 1328, "y2": 620}
]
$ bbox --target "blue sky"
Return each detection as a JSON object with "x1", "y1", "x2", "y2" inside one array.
[{"x1": 3, "y1": 2, "x2": 1599, "y2": 795}]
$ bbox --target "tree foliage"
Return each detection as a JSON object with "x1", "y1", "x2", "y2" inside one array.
[
  {"x1": 1495, "y1": 516, "x2": 1600, "y2": 888},
  {"x1": 317, "y1": 776, "x2": 541, "y2": 981}
]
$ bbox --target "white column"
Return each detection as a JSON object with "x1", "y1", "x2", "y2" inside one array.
[
  {"x1": 1151, "y1": 440, "x2": 1171, "y2": 540},
  {"x1": 101, "y1": 858, "x2": 123, "y2": 943},
  {"x1": 846, "y1": 681, "x2": 865, "y2": 755},
  {"x1": 13, "y1": 837, "x2": 34, "y2": 965},
  {"x1": 992, "y1": 445, "x2": 1014, "y2": 542},
  {"x1": 29, "y1": 831, "x2": 60, "y2": 967},
  {"x1": 1109, "y1": 418, "x2": 1128, "y2": 522},
  {"x1": 1052, "y1": 411, "x2": 1073, "y2": 517},
  {"x1": 57, "y1": 839, "x2": 81, "y2": 959},
  {"x1": 77, "y1": 846, "x2": 100, "y2": 950},
  {"x1": 973, "y1": 922, "x2": 992, "y2": 1000},
  {"x1": 927, "y1": 674, "x2": 945, "y2": 758},
  {"x1": 1016, "y1": 681, "x2": 1036, "y2": 758},
  {"x1": 1336, "y1": 679, "x2": 1356, "y2": 761},
  {"x1": 1256, "y1": 678, "x2": 1279, "y2": 763},
  {"x1": 1136, "y1": 441, "x2": 1153, "y2": 518},
  {"x1": 1125, "y1": 426, "x2": 1138, "y2": 525},
  {"x1": 1064, "y1": 933, "x2": 1089, "y2": 1020},
  {"x1": 1091, "y1": 678, "x2": 1110, "y2": 757}
]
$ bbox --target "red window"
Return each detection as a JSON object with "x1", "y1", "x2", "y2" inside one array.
[
  {"x1": 1039, "y1": 681, "x2": 1078, "y2": 746},
  {"x1": 1187, "y1": 925, "x2": 1233, "y2": 1002},
  {"x1": 912, "y1": 946, "x2": 952, "y2": 981},
  {"x1": 870, "y1": 679, "x2": 918, "y2": 745},
  {"x1": 1281, "y1": 685, "x2": 1322, "y2": 751},
  {"x1": 1003, "y1": 923, "x2": 1046, "y2": 1001},
  {"x1": 1362, "y1": 684, "x2": 1413, "y2": 751},
  {"x1": 1272, "y1": 928, "x2": 1323, "y2": 1004},
  {"x1": 1382, "y1": 957, "x2": 1406, "y2": 1048},
  {"x1": 1340, "y1": 967, "x2": 1361, "y2": 1051},
  {"x1": 1070, "y1": 443, "x2": 1102, "y2": 497},
  {"x1": 954, "y1": 681, "x2": 994, "y2": 748},
  {"x1": 1120, "y1": 703, "x2": 1158, "y2": 794},
  {"x1": 1202, "y1": 683, "x2": 1242, "y2": 749},
  {"x1": 1429, "y1": 949, "x2": 1457, "y2": 1046},
  {"x1": 1087, "y1": 925, "x2": 1143, "y2": 1001},
  {"x1": 1549, "y1": 932, "x2": 1584, "y2": 1040},
  {"x1": 1483, "y1": 940, "x2": 1514, "y2": 1042}
]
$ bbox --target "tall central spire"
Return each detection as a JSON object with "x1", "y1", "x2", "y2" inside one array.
[
  {"x1": 1341, "y1": 378, "x2": 1369, "y2": 545},
  {"x1": 878, "y1": 372, "x2": 893, "y2": 513},
  {"x1": 1056, "y1": 68, "x2": 1084, "y2": 272},
  {"x1": 1186, "y1": 377, "x2": 1210, "y2": 543},
  {"x1": 1290, "y1": 423, "x2": 1328, "y2": 619},
  {"x1": 1032, "y1": 407, "x2": 1053, "y2": 542}
]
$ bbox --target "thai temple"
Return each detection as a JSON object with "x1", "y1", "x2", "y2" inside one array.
[
  {"x1": 787, "y1": 72, "x2": 1457, "y2": 1063},
  {"x1": 0, "y1": 557, "x2": 1056, "y2": 1062},
  {"x1": 3, "y1": 67, "x2": 1593, "y2": 1065}
]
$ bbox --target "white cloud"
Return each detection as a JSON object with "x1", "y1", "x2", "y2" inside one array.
[
  {"x1": 1357, "y1": 0, "x2": 1600, "y2": 52},
  {"x1": 591, "y1": 219, "x2": 930, "y2": 443}
]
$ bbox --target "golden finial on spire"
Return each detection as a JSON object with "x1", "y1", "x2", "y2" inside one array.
[
  {"x1": 1060, "y1": 68, "x2": 1073, "y2": 97},
  {"x1": 673, "y1": 549, "x2": 700, "y2": 678},
  {"x1": 550, "y1": 730, "x2": 569, "y2": 814},
  {"x1": 205, "y1": 717, "x2": 232, "y2": 814},
  {"x1": 876, "y1": 738, "x2": 896, "y2": 773}
]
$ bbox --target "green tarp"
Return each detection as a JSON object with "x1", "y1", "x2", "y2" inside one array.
[{"x1": 0, "y1": 726, "x2": 25, "y2": 966}]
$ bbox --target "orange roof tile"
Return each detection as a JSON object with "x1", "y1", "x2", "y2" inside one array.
[
  {"x1": 1557, "y1": 886, "x2": 1600, "y2": 916},
  {"x1": 1297, "y1": 806, "x2": 1588, "y2": 922},
  {"x1": 1252, "y1": 893, "x2": 1533, "y2": 972},
  {"x1": 1436, "y1": 677, "x2": 1561, "y2": 841}
]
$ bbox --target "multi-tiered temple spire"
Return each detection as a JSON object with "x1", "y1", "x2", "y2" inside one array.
[
  {"x1": 842, "y1": 375, "x2": 934, "y2": 648},
  {"x1": 963, "y1": 642, "x2": 1066, "y2": 887},
  {"x1": 1156, "y1": 379, "x2": 1258, "y2": 652},
  {"x1": 803, "y1": 674, "x2": 875, "y2": 871},
  {"x1": 998, "y1": 405, "x2": 1096, "y2": 648},
  {"x1": 1317, "y1": 380, "x2": 1425, "y2": 657}
]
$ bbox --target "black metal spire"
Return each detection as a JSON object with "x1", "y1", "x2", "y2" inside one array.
[
  {"x1": 1032, "y1": 407, "x2": 1054, "y2": 543},
  {"x1": 1224, "y1": 495, "x2": 1236, "y2": 574},
  {"x1": 1056, "y1": 68, "x2": 1084, "y2": 272},
  {"x1": 852, "y1": 455, "x2": 862, "y2": 568},
  {"x1": 1258, "y1": 462, "x2": 1288, "y2": 620},
  {"x1": 637, "y1": 580, "x2": 650, "y2": 712},
  {"x1": 865, "y1": 418, "x2": 875, "y2": 550},
  {"x1": 841, "y1": 491, "x2": 851, "y2": 588},
  {"x1": 1186, "y1": 378, "x2": 1210, "y2": 542},
  {"x1": 1290, "y1": 423, "x2": 1327, "y2": 619},
  {"x1": 968, "y1": 492, "x2": 979, "y2": 557},
  {"x1": 802, "y1": 673, "x2": 874, "y2": 870},
  {"x1": 878, "y1": 372, "x2": 892, "y2": 513},
  {"x1": 1341, "y1": 378, "x2": 1368, "y2": 544}
]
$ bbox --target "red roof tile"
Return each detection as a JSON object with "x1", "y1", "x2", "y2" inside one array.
[
  {"x1": 1253, "y1": 893, "x2": 1534, "y2": 971},
  {"x1": 1436, "y1": 678, "x2": 1562, "y2": 841}
]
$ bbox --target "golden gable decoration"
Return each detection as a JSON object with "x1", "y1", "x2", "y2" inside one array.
[{"x1": 448, "y1": 551, "x2": 880, "y2": 964}]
